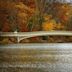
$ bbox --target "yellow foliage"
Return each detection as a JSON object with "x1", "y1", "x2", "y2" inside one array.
[
  {"x1": 15, "y1": 2, "x2": 27, "y2": 9},
  {"x1": 44, "y1": 15, "x2": 52, "y2": 21},
  {"x1": 42, "y1": 14, "x2": 65, "y2": 31},
  {"x1": 18, "y1": 13, "x2": 28, "y2": 18},
  {"x1": 15, "y1": 2, "x2": 34, "y2": 13},
  {"x1": 42, "y1": 20, "x2": 56, "y2": 31},
  {"x1": 56, "y1": 23, "x2": 64, "y2": 29}
]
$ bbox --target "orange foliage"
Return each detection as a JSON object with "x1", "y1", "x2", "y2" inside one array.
[{"x1": 42, "y1": 20, "x2": 56, "y2": 31}]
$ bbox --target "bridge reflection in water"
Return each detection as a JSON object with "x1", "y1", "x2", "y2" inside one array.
[{"x1": 0, "y1": 43, "x2": 72, "y2": 72}]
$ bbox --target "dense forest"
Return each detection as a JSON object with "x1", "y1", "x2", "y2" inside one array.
[
  {"x1": 0, "y1": 0, "x2": 72, "y2": 43},
  {"x1": 0, "y1": 0, "x2": 72, "y2": 32}
]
